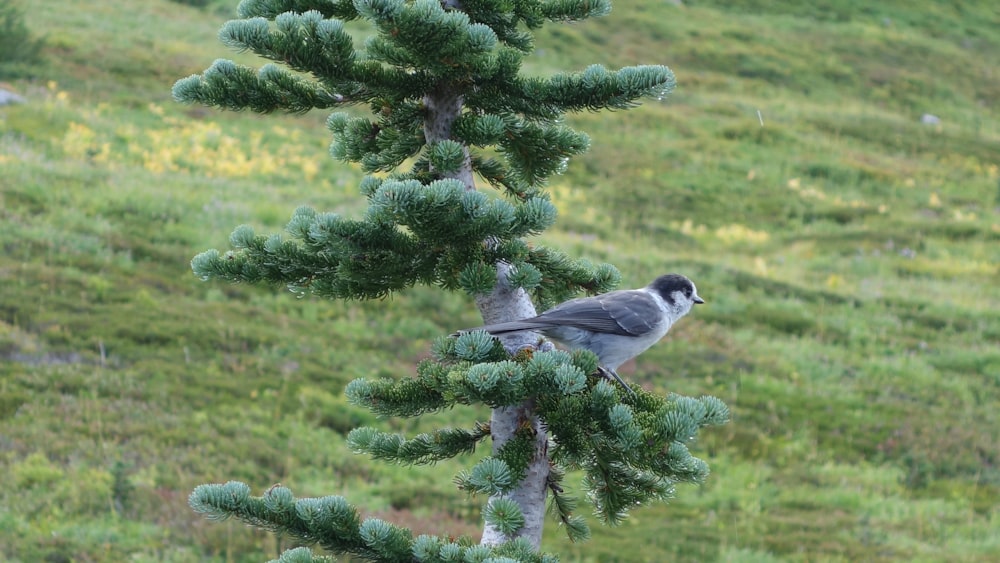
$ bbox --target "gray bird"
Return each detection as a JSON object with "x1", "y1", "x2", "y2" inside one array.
[{"x1": 455, "y1": 274, "x2": 704, "y2": 394}]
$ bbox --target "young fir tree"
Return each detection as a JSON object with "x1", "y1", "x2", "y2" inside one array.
[{"x1": 174, "y1": 0, "x2": 729, "y2": 560}]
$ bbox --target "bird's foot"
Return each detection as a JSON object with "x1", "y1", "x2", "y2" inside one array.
[{"x1": 598, "y1": 367, "x2": 636, "y2": 396}]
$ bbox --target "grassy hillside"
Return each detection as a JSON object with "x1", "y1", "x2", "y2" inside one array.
[{"x1": 2, "y1": 0, "x2": 998, "y2": 561}]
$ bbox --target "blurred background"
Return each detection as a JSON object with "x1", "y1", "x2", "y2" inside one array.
[{"x1": 1, "y1": 0, "x2": 997, "y2": 560}]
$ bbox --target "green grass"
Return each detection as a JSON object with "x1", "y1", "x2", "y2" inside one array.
[{"x1": 2, "y1": 0, "x2": 999, "y2": 561}]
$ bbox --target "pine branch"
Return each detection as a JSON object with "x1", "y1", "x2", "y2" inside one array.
[
  {"x1": 546, "y1": 467, "x2": 591, "y2": 543},
  {"x1": 542, "y1": 64, "x2": 677, "y2": 112},
  {"x1": 267, "y1": 546, "x2": 333, "y2": 563},
  {"x1": 539, "y1": 0, "x2": 612, "y2": 22},
  {"x1": 483, "y1": 496, "x2": 526, "y2": 536},
  {"x1": 346, "y1": 423, "x2": 490, "y2": 465},
  {"x1": 458, "y1": 0, "x2": 536, "y2": 52},
  {"x1": 190, "y1": 482, "x2": 559, "y2": 562},
  {"x1": 218, "y1": 13, "x2": 355, "y2": 76},
  {"x1": 237, "y1": 0, "x2": 361, "y2": 21},
  {"x1": 190, "y1": 184, "x2": 604, "y2": 305},
  {"x1": 541, "y1": 389, "x2": 730, "y2": 524},
  {"x1": 497, "y1": 119, "x2": 591, "y2": 186},
  {"x1": 360, "y1": 0, "x2": 499, "y2": 78},
  {"x1": 189, "y1": 482, "x2": 375, "y2": 557},
  {"x1": 173, "y1": 60, "x2": 343, "y2": 114},
  {"x1": 345, "y1": 375, "x2": 452, "y2": 417}
]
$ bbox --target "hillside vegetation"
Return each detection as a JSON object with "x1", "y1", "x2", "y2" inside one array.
[{"x1": 1, "y1": 0, "x2": 998, "y2": 561}]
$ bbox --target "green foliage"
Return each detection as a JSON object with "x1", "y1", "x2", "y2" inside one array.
[
  {"x1": 175, "y1": 3, "x2": 718, "y2": 552},
  {"x1": 191, "y1": 179, "x2": 593, "y2": 304},
  {"x1": 190, "y1": 482, "x2": 560, "y2": 561},
  {"x1": 347, "y1": 423, "x2": 490, "y2": 465},
  {"x1": 2, "y1": 0, "x2": 999, "y2": 561},
  {"x1": 483, "y1": 497, "x2": 526, "y2": 536},
  {"x1": 270, "y1": 546, "x2": 334, "y2": 563},
  {"x1": 546, "y1": 466, "x2": 591, "y2": 543},
  {"x1": 110, "y1": 460, "x2": 135, "y2": 516},
  {"x1": 346, "y1": 343, "x2": 727, "y2": 530},
  {"x1": 0, "y1": 0, "x2": 45, "y2": 77},
  {"x1": 463, "y1": 457, "x2": 518, "y2": 496},
  {"x1": 175, "y1": 0, "x2": 676, "y2": 307}
]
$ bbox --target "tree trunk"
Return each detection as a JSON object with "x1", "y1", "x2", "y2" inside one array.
[{"x1": 424, "y1": 86, "x2": 550, "y2": 549}]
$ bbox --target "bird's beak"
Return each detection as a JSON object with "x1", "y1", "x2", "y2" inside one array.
[{"x1": 693, "y1": 295, "x2": 705, "y2": 304}]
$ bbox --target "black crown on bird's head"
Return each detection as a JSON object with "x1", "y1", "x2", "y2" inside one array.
[{"x1": 648, "y1": 274, "x2": 700, "y2": 305}]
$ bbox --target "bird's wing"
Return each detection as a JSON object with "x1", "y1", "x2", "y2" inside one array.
[{"x1": 532, "y1": 290, "x2": 662, "y2": 336}]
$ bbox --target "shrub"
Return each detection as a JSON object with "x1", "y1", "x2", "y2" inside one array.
[
  {"x1": 166, "y1": 0, "x2": 211, "y2": 7},
  {"x1": 0, "y1": 0, "x2": 45, "y2": 78}
]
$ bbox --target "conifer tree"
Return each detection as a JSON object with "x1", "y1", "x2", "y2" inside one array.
[{"x1": 174, "y1": 0, "x2": 729, "y2": 560}]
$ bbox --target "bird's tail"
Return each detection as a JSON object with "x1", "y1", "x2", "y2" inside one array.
[{"x1": 451, "y1": 320, "x2": 550, "y2": 338}]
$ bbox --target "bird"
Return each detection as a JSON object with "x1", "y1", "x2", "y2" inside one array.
[{"x1": 454, "y1": 274, "x2": 704, "y2": 395}]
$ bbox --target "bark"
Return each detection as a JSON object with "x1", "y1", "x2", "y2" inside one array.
[
  {"x1": 422, "y1": 83, "x2": 475, "y2": 191},
  {"x1": 476, "y1": 264, "x2": 552, "y2": 550},
  {"x1": 424, "y1": 84, "x2": 551, "y2": 549}
]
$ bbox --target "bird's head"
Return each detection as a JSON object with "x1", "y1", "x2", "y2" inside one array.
[{"x1": 649, "y1": 274, "x2": 704, "y2": 318}]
